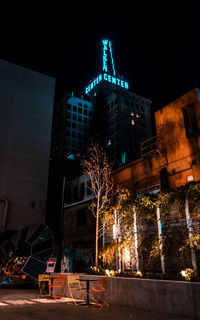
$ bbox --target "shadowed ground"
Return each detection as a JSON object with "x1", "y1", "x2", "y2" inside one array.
[{"x1": 0, "y1": 289, "x2": 195, "y2": 320}]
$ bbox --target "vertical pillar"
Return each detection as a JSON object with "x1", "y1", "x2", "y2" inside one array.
[
  {"x1": 59, "y1": 176, "x2": 66, "y2": 272},
  {"x1": 133, "y1": 207, "x2": 140, "y2": 272},
  {"x1": 114, "y1": 209, "x2": 119, "y2": 270},
  {"x1": 156, "y1": 206, "x2": 165, "y2": 274},
  {"x1": 102, "y1": 222, "x2": 105, "y2": 267},
  {"x1": 102, "y1": 223, "x2": 105, "y2": 247},
  {"x1": 185, "y1": 197, "x2": 197, "y2": 271},
  {"x1": 116, "y1": 209, "x2": 122, "y2": 271}
]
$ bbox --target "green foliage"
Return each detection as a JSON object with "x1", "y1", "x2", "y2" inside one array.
[
  {"x1": 99, "y1": 242, "x2": 118, "y2": 266},
  {"x1": 99, "y1": 181, "x2": 200, "y2": 279},
  {"x1": 179, "y1": 232, "x2": 200, "y2": 254},
  {"x1": 180, "y1": 268, "x2": 197, "y2": 281}
]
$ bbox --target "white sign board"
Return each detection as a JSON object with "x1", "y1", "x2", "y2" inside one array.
[
  {"x1": 136, "y1": 184, "x2": 160, "y2": 197},
  {"x1": 46, "y1": 258, "x2": 57, "y2": 273}
]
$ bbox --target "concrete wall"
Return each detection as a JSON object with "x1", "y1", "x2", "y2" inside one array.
[
  {"x1": 103, "y1": 276, "x2": 200, "y2": 319},
  {"x1": 0, "y1": 60, "x2": 55, "y2": 232},
  {"x1": 54, "y1": 274, "x2": 200, "y2": 318}
]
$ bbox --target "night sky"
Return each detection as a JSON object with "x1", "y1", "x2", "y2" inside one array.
[{"x1": 2, "y1": 8, "x2": 200, "y2": 110}]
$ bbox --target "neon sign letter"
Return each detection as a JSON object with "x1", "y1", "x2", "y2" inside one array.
[
  {"x1": 109, "y1": 41, "x2": 116, "y2": 76},
  {"x1": 102, "y1": 40, "x2": 108, "y2": 73},
  {"x1": 85, "y1": 73, "x2": 129, "y2": 94},
  {"x1": 85, "y1": 40, "x2": 129, "y2": 94}
]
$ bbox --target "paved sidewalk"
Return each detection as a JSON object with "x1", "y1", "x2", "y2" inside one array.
[{"x1": 0, "y1": 289, "x2": 195, "y2": 320}]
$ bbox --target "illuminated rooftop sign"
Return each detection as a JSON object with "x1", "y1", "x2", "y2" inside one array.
[
  {"x1": 85, "y1": 73, "x2": 129, "y2": 94},
  {"x1": 103, "y1": 40, "x2": 116, "y2": 76},
  {"x1": 85, "y1": 39, "x2": 129, "y2": 95}
]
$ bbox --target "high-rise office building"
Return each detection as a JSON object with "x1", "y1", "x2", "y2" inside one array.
[
  {"x1": 51, "y1": 93, "x2": 93, "y2": 160},
  {"x1": 89, "y1": 82, "x2": 152, "y2": 167},
  {"x1": 51, "y1": 40, "x2": 153, "y2": 167}
]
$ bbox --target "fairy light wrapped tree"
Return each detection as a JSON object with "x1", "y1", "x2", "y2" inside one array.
[{"x1": 82, "y1": 142, "x2": 116, "y2": 267}]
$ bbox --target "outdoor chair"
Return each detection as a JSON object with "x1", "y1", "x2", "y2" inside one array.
[
  {"x1": 67, "y1": 274, "x2": 85, "y2": 305},
  {"x1": 38, "y1": 274, "x2": 50, "y2": 298},
  {"x1": 87, "y1": 277, "x2": 109, "y2": 308},
  {"x1": 49, "y1": 274, "x2": 68, "y2": 299}
]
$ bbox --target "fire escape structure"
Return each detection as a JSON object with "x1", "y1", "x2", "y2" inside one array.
[{"x1": 140, "y1": 136, "x2": 168, "y2": 166}]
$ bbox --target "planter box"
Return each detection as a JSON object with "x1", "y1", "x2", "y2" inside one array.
[
  {"x1": 103, "y1": 276, "x2": 200, "y2": 319},
  {"x1": 50, "y1": 274, "x2": 200, "y2": 318}
]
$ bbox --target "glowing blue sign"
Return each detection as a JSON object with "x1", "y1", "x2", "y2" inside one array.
[
  {"x1": 103, "y1": 40, "x2": 108, "y2": 73},
  {"x1": 85, "y1": 40, "x2": 129, "y2": 94},
  {"x1": 85, "y1": 73, "x2": 129, "y2": 94},
  {"x1": 102, "y1": 40, "x2": 116, "y2": 76},
  {"x1": 109, "y1": 40, "x2": 116, "y2": 76},
  {"x1": 121, "y1": 153, "x2": 126, "y2": 165}
]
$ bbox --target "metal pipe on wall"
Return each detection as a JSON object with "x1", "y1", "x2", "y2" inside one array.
[{"x1": 0, "y1": 197, "x2": 8, "y2": 236}]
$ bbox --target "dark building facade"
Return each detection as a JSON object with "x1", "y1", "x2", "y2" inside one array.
[
  {"x1": 62, "y1": 174, "x2": 95, "y2": 273},
  {"x1": 0, "y1": 60, "x2": 55, "y2": 236},
  {"x1": 51, "y1": 93, "x2": 94, "y2": 160},
  {"x1": 89, "y1": 83, "x2": 152, "y2": 167}
]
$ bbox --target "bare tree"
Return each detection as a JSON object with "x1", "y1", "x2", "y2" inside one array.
[{"x1": 82, "y1": 142, "x2": 115, "y2": 267}]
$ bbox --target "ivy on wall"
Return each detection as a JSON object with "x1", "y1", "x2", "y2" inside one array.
[{"x1": 99, "y1": 181, "x2": 200, "y2": 279}]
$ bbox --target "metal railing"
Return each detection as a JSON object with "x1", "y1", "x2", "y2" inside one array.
[{"x1": 140, "y1": 136, "x2": 157, "y2": 158}]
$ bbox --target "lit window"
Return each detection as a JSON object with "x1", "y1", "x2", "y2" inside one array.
[
  {"x1": 136, "y1": 113, "x2": 140, "y2": 118},
  {"x1": 131, "y1": 119, "x2": 135, "y2": 125},
  {"x1": 131, "y1": 112, "x2": 134, "y2": 117}
]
